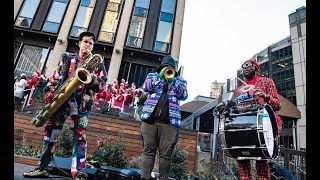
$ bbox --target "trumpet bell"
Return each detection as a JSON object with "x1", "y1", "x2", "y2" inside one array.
[{"x1": 164, "y1": 66, "x2": 175, "y2": 79}]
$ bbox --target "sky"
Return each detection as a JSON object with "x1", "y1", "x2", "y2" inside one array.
[{"x1": 178, "y1": 0, "x2": 306, "y2": 104}]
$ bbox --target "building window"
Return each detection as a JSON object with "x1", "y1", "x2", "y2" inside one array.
[
  {"x1": 118, "y1": 61, "x2": 155, "y2": 87},
  {"x1": 15, "y1": 0, "x2": 41, "y2": 28},
  {"x1": 154, "y1": 0, "x2": 176, "y2": 53},
  {"x1": 14, "y1": 44, "x2": 51, "y2": 78},
  {"x1": 70, "y1": 0, "x2": 96, "y2": 37},
  {"x1": 42, "y1": 0, "x2": 68, "y2": 33},
  {"x1": 98, "y1": 0, "x2": 123, "y2": 43},
  {"x1": 289, "y1": 13, "x2": 297, "y2": 25},
  {"x1": 14, "y1": 42, "x2": 22, "y2": 63},
  {"x1": 126, "y1": 0, "x2": 150, "y2": 48},
  {"x1": 298, "y1": 7, "x2": 306, "y2": 20}
]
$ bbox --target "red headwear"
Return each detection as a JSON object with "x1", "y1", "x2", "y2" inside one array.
[
  {"x1": 242, "y1": 59, "x2": 260, "y2": 73},
  {"x1": 33, "y1": 71, "x2": 41, "y2": 77}
]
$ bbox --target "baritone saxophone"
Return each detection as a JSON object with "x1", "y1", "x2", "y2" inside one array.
[{"x1": 31, "y1": 52, "x2": 103, "y2": 127}]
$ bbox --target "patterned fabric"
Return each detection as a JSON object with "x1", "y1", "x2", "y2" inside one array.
[
  {"x1": 237, "y1": 160, "x2": 252, "y2": 180},
  {"x1": 140, "y1": 72, "x2": 188, "y2": 128},
  {"x1": 236, "y1": 76, "x2": 283, "y2": 134},
  {"x1": 37, "y1": 52, "x2": 105, "y2": 178},
  {"x1": 256, "y1": 160, "x2": 271, "y2": 180},
  {"x1": 237, "y1": 160, "x2": 270, "y2": 180}
]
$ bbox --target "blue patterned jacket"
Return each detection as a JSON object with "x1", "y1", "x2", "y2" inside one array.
[{"x1": 140, "y1": 72, "x2": 188, "y2": 127}]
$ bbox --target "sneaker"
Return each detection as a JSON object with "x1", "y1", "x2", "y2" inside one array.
[{"x1": 23, "y1": 168, "x2": 49, "y2": 178}]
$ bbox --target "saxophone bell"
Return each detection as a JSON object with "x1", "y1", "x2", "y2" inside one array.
[{"x1": 76, "y1": 67, "x2": 92, "y2": 84}]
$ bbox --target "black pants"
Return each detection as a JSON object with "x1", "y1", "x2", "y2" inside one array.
[{"x1": 140, "y1": 121, "x2": 179, "y2": 180}]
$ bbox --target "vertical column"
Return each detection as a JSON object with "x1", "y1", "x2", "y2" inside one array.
[
  {"x1": 44, "y1": 0, "x2": 81, "y2": 78},
  {"x1": 170, "y1": 0, "x2": 186, "y2": 66},
  {"x1": 107, "y1": 0, "x2": 134, "y2": 84},
  {"x1": 14, "y1": 0, "x2": 24, "y2": 20},
  {"x1": 290, "y1": 7, "x2": 306, "y2": 150}
]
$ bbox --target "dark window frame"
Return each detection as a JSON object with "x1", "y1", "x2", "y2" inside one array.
[
  {"x1": 97, "y1": 0, "x2": 124, "y2": 44},
  {"x1": 69, "y1": 0, "x2": 97, "y2": 38},
  {"x1": 15, "y1": 0, "x2": 42, "y2": 29},
  {"x1": 42, "y1": 0, "x2": 70, "y2": 34}
]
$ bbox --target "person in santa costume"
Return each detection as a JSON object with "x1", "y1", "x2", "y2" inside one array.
[
  {"x1": 24, "y1": 71, "x2": 41, "y2": 106},
  {"x1": 112, "y1": 82, "x2": 125, "y2": 111},
  {"x1": 122, "y1": 88, "x2": 133, "y2": 113}
]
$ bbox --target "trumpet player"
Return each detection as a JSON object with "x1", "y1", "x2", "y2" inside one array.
[
  {"x1": 139, "y1": 55, "x2": 188, "y2": 180},
  {"x1": 23, "y1": 31, "x2": 107, "y2": 180}
]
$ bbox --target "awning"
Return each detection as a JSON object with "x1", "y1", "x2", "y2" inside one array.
[{"x1": 277, "y1": 95, "x2": 301, "y2": 119}]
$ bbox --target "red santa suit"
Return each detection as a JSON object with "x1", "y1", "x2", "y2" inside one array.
[{"x1": 122, "y1": 89, "x2": 133, "y2": 113}]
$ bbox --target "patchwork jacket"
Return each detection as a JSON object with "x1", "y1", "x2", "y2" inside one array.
[{"x1": 140, "y1": 72, "x2": 188, "y2": 128}]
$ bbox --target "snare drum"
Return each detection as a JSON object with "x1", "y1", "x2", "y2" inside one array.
[{"x1": 219, "y1": 104, "x2": 278, "y2": 160}]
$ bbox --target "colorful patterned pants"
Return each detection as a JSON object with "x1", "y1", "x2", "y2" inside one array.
[
  {"x1": 237, "y1": 159, "x2": 270, "y2": 180},
  {"x1": 38, "y1": 101, "x2": 90, "y2": 178}
]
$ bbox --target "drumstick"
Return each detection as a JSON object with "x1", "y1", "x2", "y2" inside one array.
[
  {"x1": 237, "y1": 77, "x2": 264, "y2": 96},
  {"x1": 237, "y1": 77, "x2": 248, "y2": 86}
]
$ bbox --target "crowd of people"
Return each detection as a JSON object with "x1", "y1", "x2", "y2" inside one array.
[
  {"x1": 14, "y1": 71, "x2": 48, "y2": 111},
  {"x1": 14, "y1": 70, "x2": 146, "y2": 115}
]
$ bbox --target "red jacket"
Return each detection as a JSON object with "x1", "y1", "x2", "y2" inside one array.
[{"x1": 236, "y1": 75, "x2": 282, "y2": 134}]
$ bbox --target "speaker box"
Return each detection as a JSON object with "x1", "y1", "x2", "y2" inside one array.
[
  {"x1": 100, "y1": 166, "x2": 141, "y2": 180},
  {"x1": 47, "y1": 156, "x2": 176, "y2": 180},
  {"x1": 47, "y1": 156, "x2": 103, "y2": 179}
]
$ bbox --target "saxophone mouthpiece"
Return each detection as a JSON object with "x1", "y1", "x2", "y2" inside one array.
[{"x1": 84, "y1": 48, "x2": 92, "y2": 58}]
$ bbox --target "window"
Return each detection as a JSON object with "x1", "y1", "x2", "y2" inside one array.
[
  {"x1": 14, "y1": 42, "x2": 22, "y2": 62},
  {"x1": 298, "y1": 8, "x2": 306, "y2": 20},
  {"x1": 279, "y1": 49, "x2": 283, "y2": 59},
  {"x1": 98, "y1": 0, "x2": 123, "y2": 43},
  {"x1": 126, "y1": 0, "x2": 150, "y2": 48},
  {"x1": 284, "y1": 47, "x2": 289, "y2": 56},
  {"x1": 154, "y1": 0, "x2": 176, "y2": 53},
  {"x1": 289, "y1": 13, "x2": 297, "y2": 25},
  {"x1": 14, "y1": 45, "x2": 51, "y2": 78},
  {"x1": 15, "y1": 0, "x2": 41, "y2": 28},
  {"x1": 275, "y1": 50, "x2": 279, "y2": 59},
  {"x1": 281, "y1": 71, "x2": 285, "y2": 80},
  {"x1": 42, "y1": 0, "x2": 68, "y2": 33},
  {"x1": 118, "y1": 61, "x2": 155, "y2": 87},
  {"x1": 271, "y1": 52, "x2": 276, "y2": 60},
  {"x1": 70, "y1": 0, "x2": 96, "y2": 37}
]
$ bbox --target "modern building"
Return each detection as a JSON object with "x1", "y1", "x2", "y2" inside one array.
[
  {"x1": 14, "y1": 0, "x2": 186, "y2": 88},
  {"x1": 288, "y1": 6, "x2": 306, "y2": 151},
  {"x1": 210, "y1": 80, "x2": 225, "y2": 99}
]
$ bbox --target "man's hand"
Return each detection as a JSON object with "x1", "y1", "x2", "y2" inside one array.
[
  {"x1": 255, "y1": 89, "x2": 270, "y2": 101},
  {"x1": 159, "y1": 67, "x2": 166, "y2": 79},
  {"x1": 168, "y1": 77, "x2": 174, "y2": 83}
]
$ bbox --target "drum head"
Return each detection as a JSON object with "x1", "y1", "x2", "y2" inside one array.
[{"x1": 262, "y1": 107, "x2": 274, "y2": 157}]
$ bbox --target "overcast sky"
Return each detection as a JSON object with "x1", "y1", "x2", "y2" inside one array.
[{"x1": 178, "y1": 0, "x2": 306, "y2": 104}]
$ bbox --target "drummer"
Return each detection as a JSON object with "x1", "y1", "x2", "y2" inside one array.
[{"x1": 235, "y1": 59, "x2": 282, "y2": 180}]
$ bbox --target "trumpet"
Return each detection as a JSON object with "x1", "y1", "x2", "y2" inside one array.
[{"x1": 164, "y1": 66, "x2": 175, "y2": 79}]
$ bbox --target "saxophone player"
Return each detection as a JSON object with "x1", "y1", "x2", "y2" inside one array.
[{"x1": 23, "y1": 31, "x2": 107, "y2": 180}]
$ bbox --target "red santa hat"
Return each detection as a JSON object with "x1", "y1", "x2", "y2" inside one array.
[{"x1": 33, "y1": 71, "x2": 41, "y2": 77}]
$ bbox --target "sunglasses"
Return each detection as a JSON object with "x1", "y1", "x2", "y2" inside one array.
[{"x1": 242, "y1": 62, "x2": 253, "y2": 68}]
